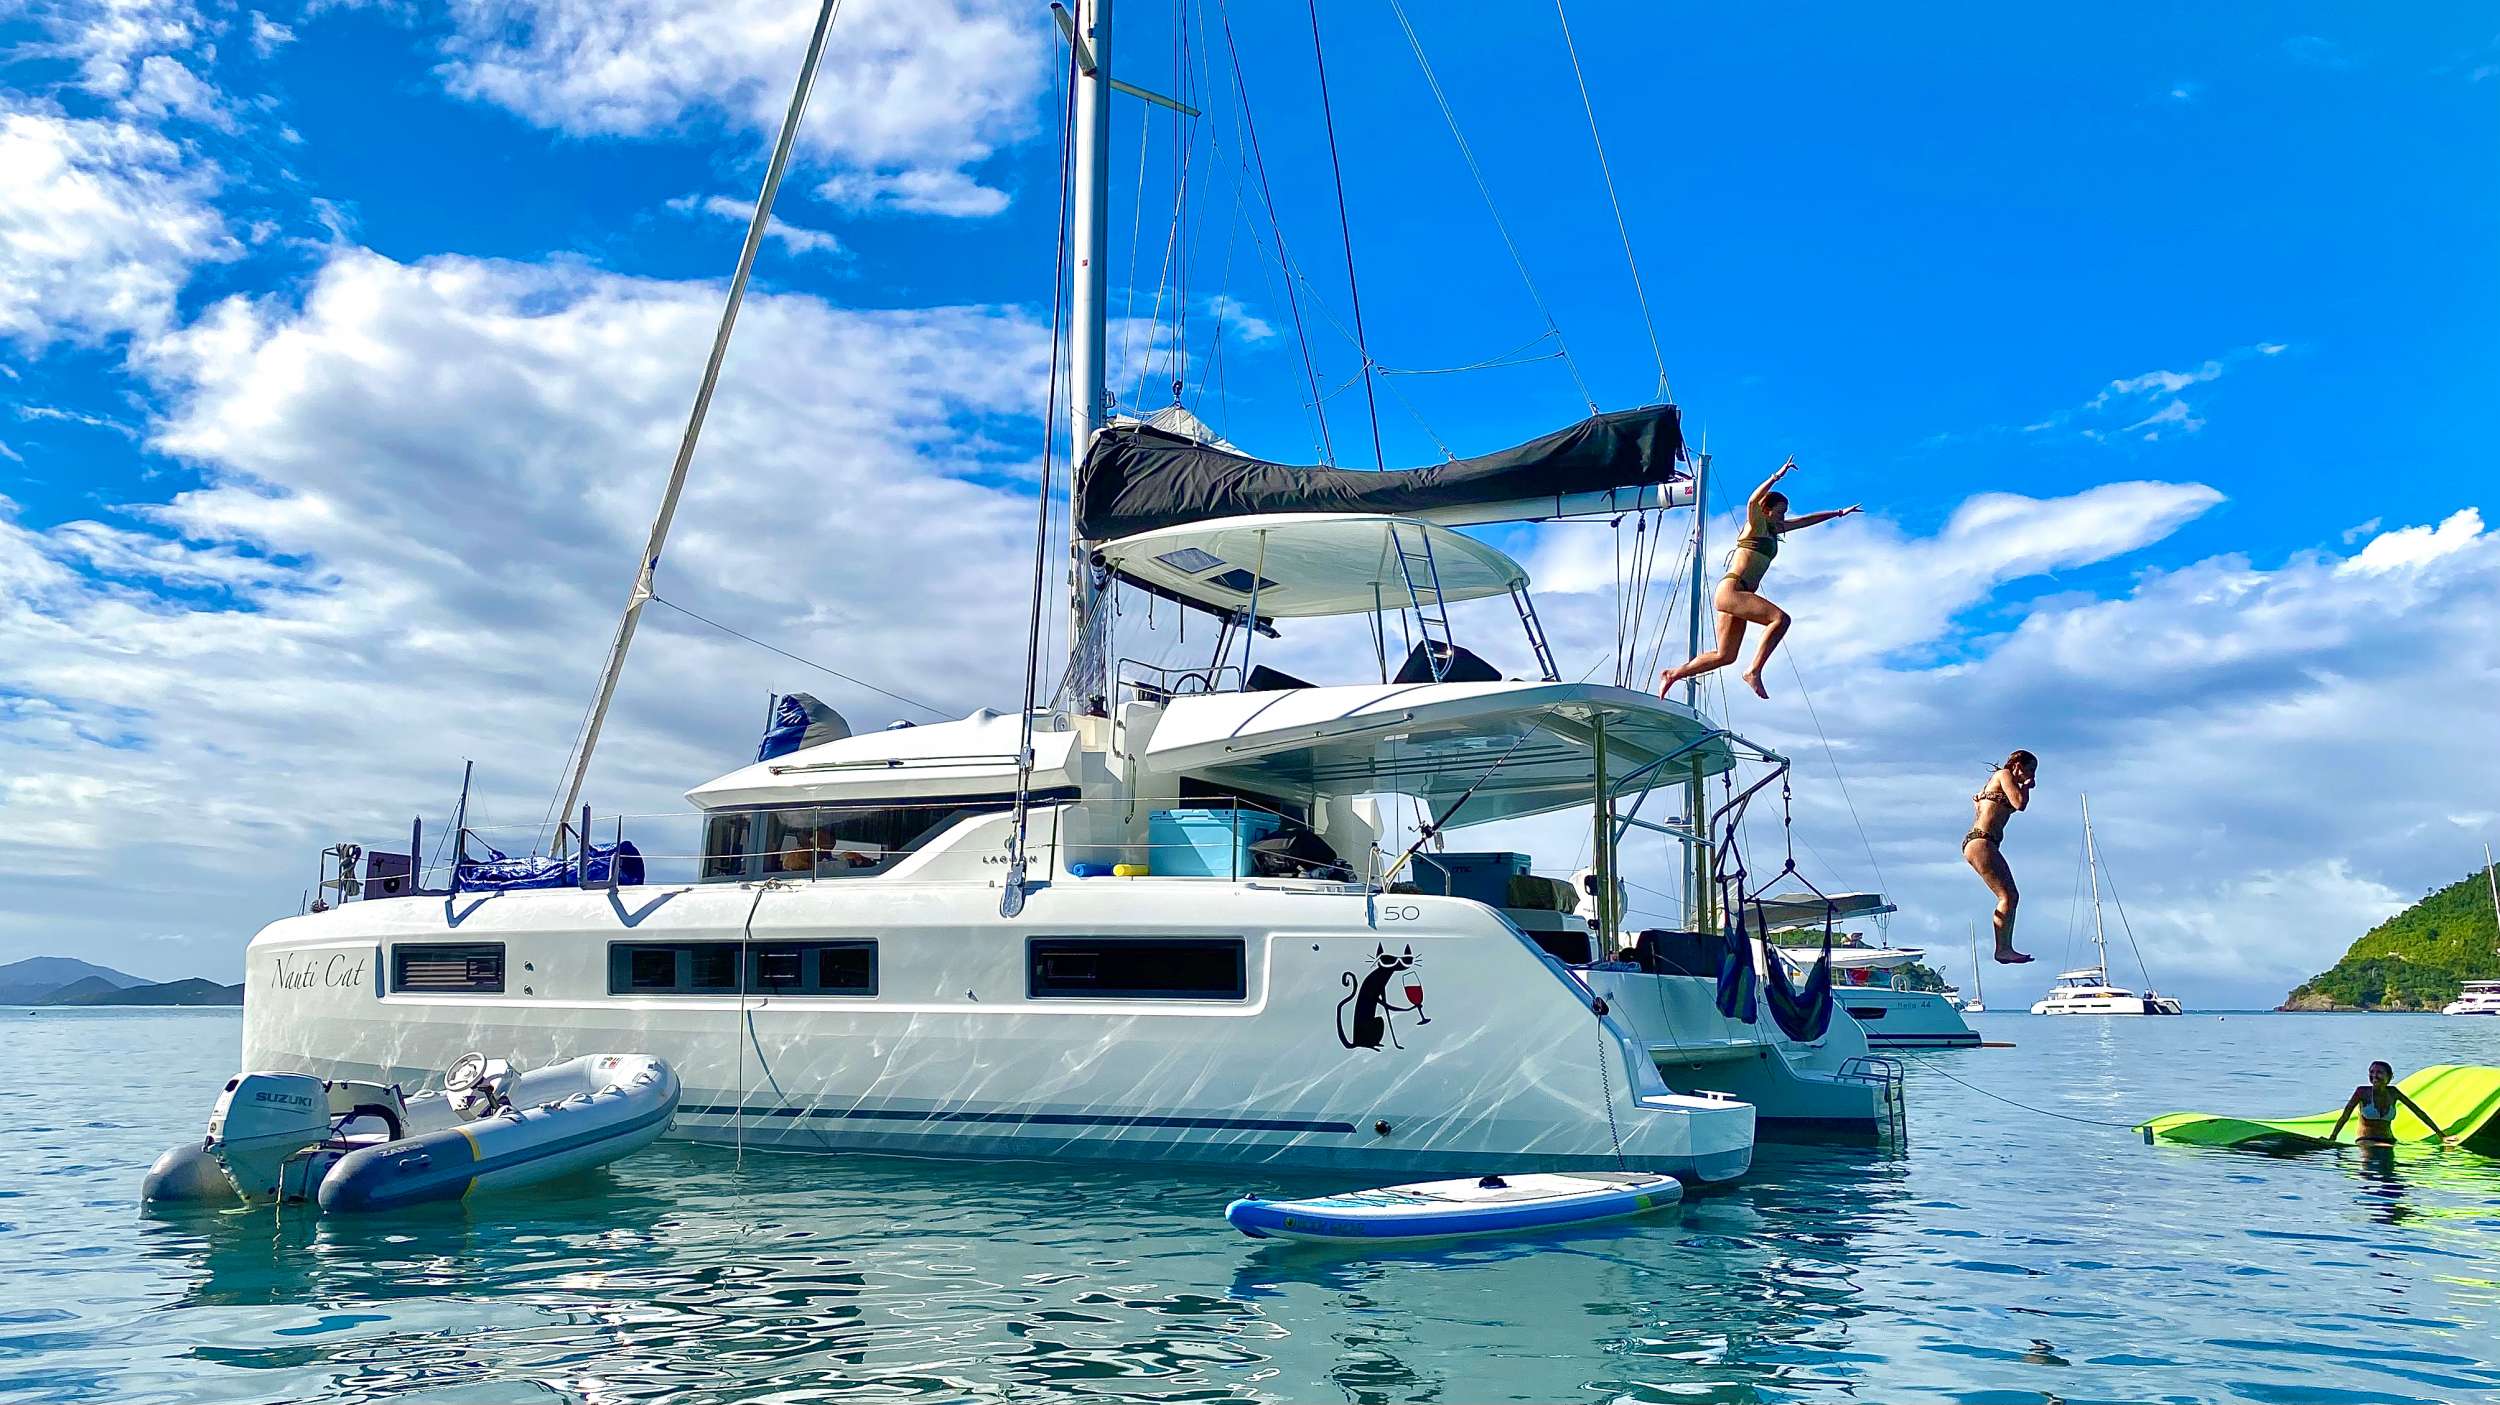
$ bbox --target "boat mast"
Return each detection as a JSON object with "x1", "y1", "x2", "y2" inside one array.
[
  {"x1": 548, "y1": 0, "x2": 843, "y2": 849},
  {"x1": 1064, "y1": 0, "x2": 1114, "y2": 719},
  {"x1": 1683, "y1": 448, "x2": 1711, "y2": 933},
  {"x1": 2480, "y1": 835, "x2": 2500, "y2": 945},
  {"x1": 2083, "y1": 792, "x2": 2107, "y2": 976}
]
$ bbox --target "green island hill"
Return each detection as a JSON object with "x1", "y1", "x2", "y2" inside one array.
[{"x1": 2281, "y1": 864, "x2": 2500, "y2": 1011}]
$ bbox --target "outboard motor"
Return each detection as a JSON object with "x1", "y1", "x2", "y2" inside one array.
[{"x1": 143, "y1": 1072, "x2": 332, "y2": 1206}]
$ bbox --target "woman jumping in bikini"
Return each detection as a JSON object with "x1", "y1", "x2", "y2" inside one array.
[
  {"x1": 1658, "y1": 458, "x2": 1860, "y2": 701},
  {"x1": 1965, "y1": 750, "x2": 2037, "y2": 965}
]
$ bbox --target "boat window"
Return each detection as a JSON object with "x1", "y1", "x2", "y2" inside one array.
[
  {"x1": 391, "y1": 942, "x2": 505, "y2": 994},
  {"x1": 693, "y1": 802, "x2": 1011, "y2": 882},
  {"x1": 1027, "y1": 938, "x2": 1246, "y2": 1000},
  {"x1": 748, "y1": 940, "x2": 877, "y2": 996},
  {"x1": 702, "y1": 813, "x2": 755, "y2": 880},
  {"x1": 608, "y1": 942, "x2": 743, "y2": 995}
]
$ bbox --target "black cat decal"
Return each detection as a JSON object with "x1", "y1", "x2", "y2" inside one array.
[{"x1": 1336, "y1": 944, "x2": 1428, "y2": 1050}]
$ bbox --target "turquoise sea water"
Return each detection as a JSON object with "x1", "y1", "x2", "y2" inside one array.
[{"x1": 5, "y1": 1008, "x2": 2498, "y2": 1404}]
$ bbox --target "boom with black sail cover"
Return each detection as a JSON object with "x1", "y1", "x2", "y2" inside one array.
[{"x1": 1074, "y1": 405, "x2": 1685, "y2": 541}]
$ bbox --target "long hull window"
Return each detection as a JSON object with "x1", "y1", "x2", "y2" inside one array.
[
  {"x1": 749, "y1": 940, "x2": 877, "y2": 996},
  {"x1": 391, "y1": 942, "x2": 506, "y2": 994},
  {"x1": 1028, "y1": 938, "x2": 1247, "y2": 1001},
  {"x1": 610, "y1": 942, "x2": 741, "y2": 995},
  {"x1": 606, "y1": 940, "x2": 879, "y2": 996}
]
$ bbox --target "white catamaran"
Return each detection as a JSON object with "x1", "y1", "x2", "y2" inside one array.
[
  {"x1": 236, "y1": 0, "x2": 1907, "y2": 1178},
  {"x1": 2030, "y1": 794, "x2": 2182, "y2": 1017}
]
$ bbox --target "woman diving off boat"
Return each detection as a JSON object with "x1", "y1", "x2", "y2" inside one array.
[
  {"x1": 1658, "y1": 458, "x2": 1859, "y2": 701},
  {"x1": 1965, "y1": 750, "x2": 2037, "y2": 965}
]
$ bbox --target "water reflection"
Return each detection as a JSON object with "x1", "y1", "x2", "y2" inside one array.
[
  {"x1": 124, "y1": 1142, "x2": 1912, "y2": 1404},
  {"x1": 22, "y1": 1012, "x2": 2500, "y2": 1402}
]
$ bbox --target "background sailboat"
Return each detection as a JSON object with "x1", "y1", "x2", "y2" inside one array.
[{"x1": 2030, "y1": 794, "x2": 2182, "y2": 1016}]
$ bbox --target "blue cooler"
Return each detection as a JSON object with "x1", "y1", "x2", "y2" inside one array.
[
  {"x1": 1409, "y1": 851, "x2": 1531, "y2": 907},
  {"x1": 1146, "y1": 808, "x2": 1286, "y2": 878}
]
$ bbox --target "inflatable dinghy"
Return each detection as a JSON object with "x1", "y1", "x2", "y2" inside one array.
[
  {"x1": 1225, "y1": 1171, "x2": 1682, "y2": 1245},
  {"x1": 144, "y1": 1052, "x2": 679, "y2": 1212},
  {"x1": 2137, "y1": 1064, "x2": 2500, "y2": 1154}
]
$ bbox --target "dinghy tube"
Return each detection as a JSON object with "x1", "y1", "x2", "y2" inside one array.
[{"x1": 319, "y1": 1054, "x2": 679, "y2": 1213}]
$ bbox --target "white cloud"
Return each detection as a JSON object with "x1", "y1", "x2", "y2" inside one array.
[
  {"x1": 817, "y1": 168, "x2": 1010, "y2": 220},
  {"x1": 29, "y1": 0, "x2": 207, "y2": 99},
  {"x1": 666, "y1": 192, "x2": 844, "y2": 256},
  {"x1": 248, "y1": 10, "x2": 295, "y2": 56},
  {"x1": 439, "y1": 0, "x2": 1042, "y2": 216},
  {"x1": 0, "y1": 107, "x2": 238, "y2": 347},
  {"x1": 1530, "y1": 479, "x2": 2226, "y2": 668},
  {"x1": 2020, "y1": 343, "x2": 2285, "y2": 443},
  {"x1": 1, "y1": 248, "x2": 1057, "y2": 973},
  {"x1": 2094, "y1": 362, "x2": 2222, "y2": 403},
  {"x1": 124, "y1": 53, "x2": 233, "y2": 129},
  {"x1": 2337, "y1": 507, "x2": 2484, "y2": 576},
  {"x1": 1203, "y1": 294, "x2": 1275, "y2": 344}
]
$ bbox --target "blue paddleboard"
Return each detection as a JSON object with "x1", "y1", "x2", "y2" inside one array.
[{"x1": 1225, "y1": 1171, "x2": 1682, "y2": 1244}]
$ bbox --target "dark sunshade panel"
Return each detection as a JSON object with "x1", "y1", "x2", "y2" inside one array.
[{"x1": 1074, "y1": 405, "x2": 1685, "y2": 542}]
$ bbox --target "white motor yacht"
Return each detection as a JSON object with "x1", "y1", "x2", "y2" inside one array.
[
  {"x1": 1780, "y1": 941, "x2": 1982, "y2": 1049},
  {"x1": 2443, "y1": 981, "x2": 2500, "y2": 1016}
]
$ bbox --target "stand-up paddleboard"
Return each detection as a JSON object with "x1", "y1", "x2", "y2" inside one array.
[{"x1": 1225, "y1": 1171, "x2": 1681, "y2": 1244}]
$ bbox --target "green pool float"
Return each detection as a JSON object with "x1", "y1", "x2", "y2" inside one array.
[{"x1": 2137, "y1": 1064, "x2": 2500, "y2": 1154}]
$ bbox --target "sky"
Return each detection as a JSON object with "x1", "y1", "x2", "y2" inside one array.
[{"x1": 2, "y1": 0, "x2": 2495, "y2": 1009}]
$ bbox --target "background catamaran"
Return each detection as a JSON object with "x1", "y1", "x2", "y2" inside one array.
[
  {"x1": 2030, "y1": 794, "x2": 2183, "y2": 1017},
  {"x1": 237, "y1": 0, "x2": 1908, "y2": 1176}
]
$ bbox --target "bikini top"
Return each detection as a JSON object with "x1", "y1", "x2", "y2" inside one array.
[{"x1": 1735, "y1": 503, "x2": 1780, "y2": 559}]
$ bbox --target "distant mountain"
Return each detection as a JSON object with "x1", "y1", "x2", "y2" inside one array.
[
  {"x1": 2283, "y1": 865, "x2": 2500, "y2": 1011},
  {"x1": 32, "y1": 975, "x2": 127, "y2": 1005},
  {"x1": 0, "y1": 956, "x2": 146, "y2": 1005},
  {"x1": 39, "y1": 977, "x2": 244, "y2": 1007}
]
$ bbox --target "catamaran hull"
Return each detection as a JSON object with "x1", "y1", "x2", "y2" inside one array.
[
  {"x1": 1583, "y1": 968, "x2": 1900, "y2": 1141},
  {"x1": 239, "y1": 883, "x2": 1754, "y2": 1182}
]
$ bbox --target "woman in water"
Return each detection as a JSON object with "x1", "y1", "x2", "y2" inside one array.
[
  {"x1": 1964, "y1": 750, "x2": 2037, "y2": 964},
  {"x1": 1658, "y1": 458, "x2": 1860, "y2": 701},
  {"x1": 2328, "y1": 1061, "x2": 2456, "y2": 1146}
]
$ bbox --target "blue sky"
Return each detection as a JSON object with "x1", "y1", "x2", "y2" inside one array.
[{"x1": 3, "y1": 0, "x2": 2497, "y2": 1006}]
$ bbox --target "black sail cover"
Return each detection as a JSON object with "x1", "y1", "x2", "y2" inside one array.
[{"x1": 1074, "y1": 404, "x2": 1684, "y2": 542}]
